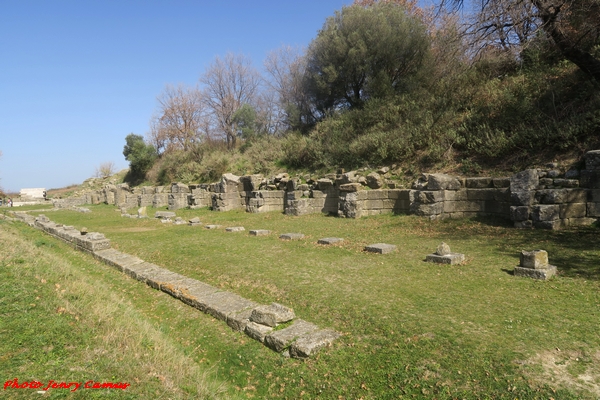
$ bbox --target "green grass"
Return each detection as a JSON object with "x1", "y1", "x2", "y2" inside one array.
[{"x1": 4, "y1": 204, "x2": 600, "y2": 398}]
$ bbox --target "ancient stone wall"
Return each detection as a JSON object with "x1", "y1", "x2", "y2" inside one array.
[{"x1": 83, "y1": 150, "x2": 600, "y2": 229}]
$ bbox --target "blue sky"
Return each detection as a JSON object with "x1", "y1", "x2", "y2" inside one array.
[{"x1": 0, "y1": 0, "x2": 355, "y2": 193}]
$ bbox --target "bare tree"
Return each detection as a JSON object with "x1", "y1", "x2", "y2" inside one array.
[
  {"x1": 200, "y1": 53, "x2": 262, "y2": 149},
  {"x1": 264, "y1": 45, "x2": 316, "y2": 132},
  {"x1": 149, "y1": 84, "x2": 209, "y2": 154},
  {"x1": 442, "y1": 0, "x2": 600, "y2": 81},
  {"x1": 95, "y1": 161, "x2": 116, "y2": 178}
]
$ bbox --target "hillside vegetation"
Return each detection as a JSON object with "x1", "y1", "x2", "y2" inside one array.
[{"x1": 121, "y1": 1, "x2": 600, "y2": 186}]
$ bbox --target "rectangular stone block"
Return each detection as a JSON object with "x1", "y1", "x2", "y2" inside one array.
[
  {"x1": 510, "y1": 206, "x2": 530, "y2": 221},
  {"x1": 580, "y1": 170, "x2": 600, "y2": 188},
  {"x1": 279, "y1": 233, "x2": 305, "y2": 240},
  {"x1": 531, "y1": 204, "x2": 560, "y2": 221},
  {"x1": 589, "y1": 190, "x2": 600, "y2": 202},
  {"x1": 364, "y1": 243, "x2": 397, "y2": 254},
  {"x1": 388, "y1": 190, "x2": 410, "y2": 201},
  {"x1": 289, "y1": 329, "x2": 341, "y2": 359},
  {"x1": 264, "y1": 319, "x2": 319, "y2": 353},
  {"x1": 444, "y1": 190, "x2": 468, "y2": 202},
  {"x1": 511, "y1": 191, "x2": 535, "y2": 206},
  {"x1": 364, "y1": 199, "x2": 384, "y2": 210},
  {"x1": 425, "y1": 253, "x2": 465, "y2": 265},
  {"x1": 412, "y1": 202, "x2": 444, "y2": 216},
  {"x1": 520, "y1": 250, "x2": 548, "y2": 269},
  {"x1": 560, "y1": 203, "x2": 587, "y2": 219},
  {"x1": 587, "y1": 202, "x2": 600, "y2": 217},
  {"x1": 444, "y1": 201, "x2": 483, "y2": 213},
  {"x1": 466, "y1": 189, "x2": 496, "y2": 201},
  {"x1": 245, "y1": 321, "x2": 273, "y2": 343},
  {"x1": 492, "y1": 177, "x2": 511, "y2": 188},
  {"x1": 514, "y1": 265, "x2": 557, "y2": 280},
  {"x1": 465, "y1": 177, "x2": 492, "y2": 188}
]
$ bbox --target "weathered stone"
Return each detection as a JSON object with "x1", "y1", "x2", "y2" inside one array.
[
  {"x1": 204, "y1": 224, "x2": 222, "y2": 229},
  {"x1": 245, "y1": 321, "x2": 274, "y2": 343},
  {"x1": 510, "y1": 169, "x2": 539, "y2": 192},
  {"x1": 510, "y1": 206, "x2": 530, "y2": 221},
  {"x1": 364, "y1": 243, "x2": 397, "y2": 254},
  {"x1": 173, "y1": 217, "x2": 186, "y2": 225},
  {"x1": 137, "y1": 206, "x2": 147, "y2": 217},
  {"x1": 188, "y1": 217, "x2": 201, "y2": 226},
  {"x1": 427, "y1": 174, "x2": 461, "y2": 190},
  {"x1": 227, "y1": 308, "x2": 255, "y2": 332},
  {"x1": 339, "y1": 183, "x2": 362, "y2": 192},
  {"x1": 155, "y1": 211, "x2": 176, "y2": 219},
  {"x1": 547, "y1": 170, "x2": 561, "y2": 178},
  {"x1": 514, "y1": 220, "x2": 533, "y2": 229},
  {"x1": 514, "y1": 265, "x2": 557, "y2": 280},
  {"x1": 425, "y1": 253, "x2": 465, "y2": 265},
  {"x1": 584, "y1": 150, "x2": 600, "y2": 170},
  {"x1": 264, "y1": 319, "x2": 319, "y2": 353},
  {"x1": 225, "y1": 226, "x2": 245, "y2": 232},
  {"x1": 465, "y1": 177, "x2": 492, "y2": 188},
  {"x1": 436, "y1": 242, "x2": 451, "y2": 255},
  {"x1": 249, "y1": 229, "x2": 271, "y2": 236},
  {"x1": 553, "y1": 179, "x2": 578, "y2": 188},
  {"x1": 511, "y1": 191, "x2": 535, "y2": 206},
  {"x1": 560, "y1": 203, "x2": 586, "y2": 219},
  {"x1": 250, "y1": 303, "x2": 295, "y2": 327},
  {"x1": 520, "y1": 250, "x2": 548, "y2": 269},
  {"x1": 531, "y1": 205, "x2": 560, "y2": 221},
  {"x1": 492, "y1": 177, "x2": 511, "y2": 188},
  {"x1": 564, "y1": 169, "x2": 580, "y2": 179},
  {"x1": 366, "y1": 172, "x2": 384, "y2": 189},
  {"x1": 80, "y1": 227, "x2": 88, "y2": 235},
  {"x1": 579, "y1": 170, "x2": 600, "y2": 188},
  {"x1": 290, "y1": 329, "x2": 341, "y2": 359},
  {"x1": 279, "y1": 233, "x2": 304, "y2": 240},
  {"x1": 587, "y1": 202, "x2": 600, "y2": 217},
  {"x1": 317, "y1": 237, "x2": 344, "y2": 245}
]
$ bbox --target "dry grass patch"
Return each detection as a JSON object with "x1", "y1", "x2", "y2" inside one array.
[{"x1": 525, "y1": 349, "x2": 600, "y2": 397}]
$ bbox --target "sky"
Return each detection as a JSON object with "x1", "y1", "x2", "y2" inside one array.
[{"x1": 0, "y1": 0, "x2": 356, "y2": 193}]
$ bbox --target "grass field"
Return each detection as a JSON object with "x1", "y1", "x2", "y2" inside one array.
[{"x1": 2, "y1": 204, "x2": 600, "y2": 399}]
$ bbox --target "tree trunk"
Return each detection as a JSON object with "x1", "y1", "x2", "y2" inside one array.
[{"x1": 532, "y1": 0, "x2": 600, "y2": 82}]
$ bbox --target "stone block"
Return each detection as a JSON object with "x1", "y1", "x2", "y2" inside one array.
[
  {"x1": 204, "y1": 224, "x2": 222, "y2": 229},
  {"x1": 553, "y1": 179, "x2": 579, "y2": 188},
  {"x1": 317, "y1": 237, "x2": 344, "y2": 245},
  {"x1": 565, "y1": 217, "x2": 596, "y2": 227},
  {"x1": 245, "y1": 321, "x2": 273, "y2": 343},
  {"x1": 560, "y1": 203, "x2": 586, "y2": 219},
  {"x1": 388, "y1": 190, "x2": 410, "y2": 201},
  {"x1": 492, "y1": 177, "x2": 511, "y2": 188},
  {"x1": 444, "y1": 190, "x2": 468, "y2": 202},
  {"x1": 466, "y1": 189, "x2": 496, "y2": 201},
  {"x1": 366, "y1": 172, "x2": 384, "y2": 189},
  {"x1": 250, "y1": 303, "x2": 295, "y2": 327},
  {"x1": 514, "y1": 220, "x2": 533, "y2": 229},
  {"x1": 589, "y1": 190, "x2": 600, "y2": 202},
  {"x1": 289, "y1": 329, "x2": 341, "y2": 359},
  {"x1": 587, "y1": 202, "x2": 600, "y2": 217},
  {"x1": 364, "y1": 199, "x2": 384, "y2": 210},
  {"x1": 531, "y1": 205, "x2": 560, "y2": 221},
  {"x1": 364, "y1": 243, "x2": 397, "y2": 254},
  {"x1": 514, "y1": 265, "x2": 557, "y2": 280},
  {"x1": 225, "y1": 226, "x2": 245, "y2": 232},
  {"x1": 510, "y1": 169, "x2": 539, "y2": 192},
  {"x1": 317, "y1": 179, "x2": 333, "y2": 190},
  {"x1": 465, "y1": 177, "x2": 492, "y2": 188},
  {"x1": 510, "y1": 206, "x2": 530, "y2": 221},
  {"x1": 443, "y1": 201, "x2": 483, "y2": 213},
  {"x1": 227, "y1": 308, "x2": 255, "y2": 332},
  {"x1": 264, "y1": 319, "x2": 319, "y2": 353},
  {"x1": 427, "y1": 174, "x2": 461, "y2": 190},
  {"x1": 511, "y1": 191, "x2": 535, "y2": 207},
  {"x1": 584, "y1": 149, "x2": 600, "y2": 170},
  {"x1": 201, "y1": 291, "x2": 258, "y2": 322},
  {"x1": 279, "y1": 233, "x2": 305, "y2": 240},
  {"x1": 411, "y1": 202, "x2": 444, "y2": 216},
  {"x1": 416, "y1": 190, "x2": 445, "y2": 204},
  {"x1": 339, "y1": 183, "x2": 362, "y2": 192},
  {"x1": 520, "y1": 250, "x2": 548, "y2": 269},
  {"x1": 249, "y1": 229, "x2": 271, "y2": 236},
  {"x1": 580, "y1": 170, "x2": 600, "y2": 188},
  {"x1": 425, "y1": 253, "x2": 465, "y2": 265},
  {"x1": 155, "y1": 211, "x2": 176, "y2": 219}
]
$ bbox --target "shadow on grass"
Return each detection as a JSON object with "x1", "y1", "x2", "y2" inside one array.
[{"x1": 431, "y1": 215, "x2": 600, "y2": 281}]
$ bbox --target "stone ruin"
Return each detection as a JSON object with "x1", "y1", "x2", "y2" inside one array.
[
  {"x1": 11, "y1": 212, "x2": 341, "y2": 359},
  {"x1": 51, "y1": 150, "x2": 600, "y2": 230},
  {"x1": 514, "y1": 250, "x2": 557, "y2": 280},
  {"x1": 425, "y1": 242, "x2": 465, "y2": 265}
]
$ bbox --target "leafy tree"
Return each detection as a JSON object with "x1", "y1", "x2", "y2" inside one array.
[
  {"x1": 303, "y1": 3, "x2": 431, "y2": 118},
  {"x1": 123, "y1": 134, "x2": 157, "y2": 180}
]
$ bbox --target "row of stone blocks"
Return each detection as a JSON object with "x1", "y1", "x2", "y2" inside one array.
[{"x1": 24, "y1": 214, "x2": 340, "y2": 358}]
